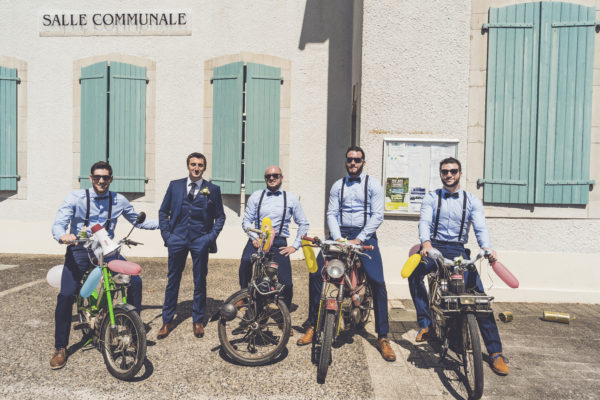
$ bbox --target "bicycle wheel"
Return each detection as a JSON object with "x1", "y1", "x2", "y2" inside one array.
[
  {"x1": 218, "y1": 289, "x2": 291, "y2": 366},
  {"x1": 358, "y1": 284, "x2": 372, "y2": 326},
  {"x1": 317, "y1": 310, "x2": 336, "y2": 383},
  {"x1": 461, "y1": 313, "x2": 484, "y2": 400},
  {"x1": 100, "y1": 306, "x2": 146, "y2": 380},
  {"x1": 428, "y1": 278, "x2": 443, "y2": 340}
]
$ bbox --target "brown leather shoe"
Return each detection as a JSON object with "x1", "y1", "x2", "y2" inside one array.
[
  {"x1": 490, "y1": 352, "x2": 509, "y2": 375},
  {"x1": 296, "y1": 326, "x2": 314, "y2": 346},
  {"x1": 50, "y1": 348, "x2": 67, "y2": 369},
  {"x1": 157, "y1": 322, "x2": 174, "y2": 339},
  {"x1": 193, "y1": 322, "x2": 205, "y2": 338},
  {"x1": 377, "y1": 338, "x2": 396, "y2": 362},
  {"x1": 415, "y1": 327, "x2": 429, "y2": 342}
]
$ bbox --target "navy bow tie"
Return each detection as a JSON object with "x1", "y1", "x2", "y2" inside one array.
[
  {"x1": 94, "y1": 196, "x2": 108, "y2": 200},
  {"x1": 347, "y1": 177, "x2": 361, "y2": 183},
  {"x1": 444, "y1": 192, "x2": 459, "y2": 199},
  {"x1": 267, "y1": 190, "x2": 281, "y2": 196}
]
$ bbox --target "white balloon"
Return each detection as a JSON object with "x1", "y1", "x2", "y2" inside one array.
[{"x1": 46, "y1": 265, "x2": 64, "y2": 289}]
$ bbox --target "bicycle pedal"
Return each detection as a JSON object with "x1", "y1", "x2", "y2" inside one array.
[{"x1": 73, "y1": 322, "x2": 90, "y2": 330}]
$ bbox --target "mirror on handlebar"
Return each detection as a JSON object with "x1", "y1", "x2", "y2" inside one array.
[{"x1": 135, "y1": 212, "x2": 146, "y2": 225}]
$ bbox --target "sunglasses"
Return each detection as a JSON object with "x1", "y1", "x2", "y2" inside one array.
[
  {"x1": 91, "y1": 175, "x2": 112, "y2": 182},
  {"x1": 346, "y1": 157, "x2": 364, "y2": 164},
  {"x1": 264, "y1": 174, "x2": 281, "y2": 180},
  {"x1": 440, "y1": 169, "x2": 460, "y2": 175}
]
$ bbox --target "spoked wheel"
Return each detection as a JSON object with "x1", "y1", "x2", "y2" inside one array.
[
  {"x1": 428, "y1": 278, "x2": 444, "y2": 340},
  {"x1": 218, "y1": 289, "x2": 291, "y2": 366},
  {"x1": 461, "y1": 313, "x2": 484, "y2": 400},
  {"x1": 358, "y1": 284, "x2": 372, "y2": 327},
  {"x1": 317, "y1": 310, "x2": 336, "y2": 383},
  {"x1": 100, "y1": 306, "x2": 146, "y2": 380}
]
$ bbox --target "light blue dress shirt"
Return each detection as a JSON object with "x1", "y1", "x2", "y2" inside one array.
[
  {"x1": 242, "y1": 189, "x2": 310, "y2": 249},
  {"x1": 418, "y1": 188, "x2": 491, "y2": 248},
  {"x1": 326, "y1": 172, "x2": 384, "y2": 243},
  {"x1": 52, "y1": 189, "x2": 159, "y2": 242}
]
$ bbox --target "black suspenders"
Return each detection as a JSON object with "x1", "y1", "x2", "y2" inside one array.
[
  {"x1": 256, "y1": 190, "x2": 287, "y2": 236},
  {"x1": 432, "y1": 190, "x2": 468, "y2": 242},
  {"x1": 84, "y1": 189, "x2": 113, "y2": 230},
  {"x1": 339, "y1": 175, "x2": 369, "y2": 228}
]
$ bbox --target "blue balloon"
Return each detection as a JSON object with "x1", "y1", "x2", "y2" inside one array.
[{"x1": 80, "y1": 266, "x2": 102, "y2": 298}]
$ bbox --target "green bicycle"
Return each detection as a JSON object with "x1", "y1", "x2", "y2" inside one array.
[{"x1": 73, "y1": 213, "x2": 147, "y2": 380}]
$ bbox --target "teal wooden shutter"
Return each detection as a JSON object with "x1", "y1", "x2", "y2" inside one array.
[
  {"x1": 211, "y1": 62, "x2": 244, "y2": 194},
  {"x1": 480, "y1": 2, "x2": 540, "y2": 204},
  {"x1": 0, "y1": 66, "x2": 19, "y2": 191},
  {"x1": 80, "y1": 62, "x2": 108, "y2": 189},
  {"x1": 108, "y1": 62, "x2": 147, "y2": 193},
  {"x1": 245, "y1": 63, "x2": 281, "y2": 194},
  {"x1": 535, "y1": 2, "x2": 595, "y2": 204}
]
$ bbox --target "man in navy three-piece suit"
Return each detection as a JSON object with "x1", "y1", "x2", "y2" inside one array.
[{"x1": 157, "y1": 152, "x2": 226, "y2": 339}]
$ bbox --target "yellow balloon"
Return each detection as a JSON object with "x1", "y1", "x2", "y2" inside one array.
[
  {"x1": 302, "y1": 239, "x2": 318, "y2": 273},
  {"x1": 401, "y1": 254, "x2": 422, "y2": 279},
  {"x1": 261, "y1": 217, "x2": 274, "y2": 252}
]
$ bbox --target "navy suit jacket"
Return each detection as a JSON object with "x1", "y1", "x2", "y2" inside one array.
[{"x1": 158, "y1": 178, "x2": 226, "y2": 252}]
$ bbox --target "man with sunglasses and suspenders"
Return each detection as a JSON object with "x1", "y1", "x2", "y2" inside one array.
[
  {"x1": 50, "y1": 161, "x2": 159, "y2": 369},
  {"x1": 409, "y1": 157, "x2": 509, "y2": 375},
  {"x1": 297, "y1": 146, "x2": 396, "y2": 362},
  {"x1": 239, "y1": 166, "x2": 309, "y2": 333}
]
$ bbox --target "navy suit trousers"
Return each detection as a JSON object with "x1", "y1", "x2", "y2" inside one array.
[
  {"x1": 239, "y1": 237, "x2": 294, "y2": 309},
  {"x1": 54, "y1": 244, "x2": 142, "y2": 349},
  {"x1": 308, "y1": 228, "x2": 389, "y2": 338},
  {"x1": 408, "y1": 240, "x2": 502, "y2": 354},
  {"x1": 163, "y1": 235, "x2": 211, "y2": 324}
]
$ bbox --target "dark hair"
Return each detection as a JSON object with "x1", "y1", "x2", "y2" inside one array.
[
  {"x1": 187, "y1": 152, "x2": 207, "y2": 166},
  {"x1": 90, "y1": 161, "x2": 112, "y2": 176},
  {"x1": 346, "y1": 145, "x2": 365, "y2": 160},
  {"x1": 439, "y1": 157, "x2": 462, "y2": 171}
]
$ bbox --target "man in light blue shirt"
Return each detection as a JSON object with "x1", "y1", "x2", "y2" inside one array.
[
  {"x1": 297, "y1": 146, "x2": 396, "y2": 362},
  {"x1": 410, "y1": 157, "x2": 509, "y2": 375},
  {"x1": 240, "y1": 165, "x2": 309, "y2": 318},
  {"x1": 49, "y1": 161, "x2": 158, "y2": 370}
]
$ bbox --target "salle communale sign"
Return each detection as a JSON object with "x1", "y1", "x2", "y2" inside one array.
[{"x1": 40, "y1": 11, "x2": 192, "y2": 36}]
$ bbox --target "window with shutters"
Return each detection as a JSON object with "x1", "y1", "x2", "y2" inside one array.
[
  {"x1": 205, "y1": 55, "x2": 290, "y2": 196},
  {"x1": 0, "y1": 65, "x2": 19, "y2": 192},
  {"x1": 479, "y1": 1, "x2": 596, "y2": 205},
  {"x1": 78, "y1": 60, "x2": 149, "y2": 194}
]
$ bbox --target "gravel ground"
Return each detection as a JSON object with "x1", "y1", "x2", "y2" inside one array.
[
  {"x1": 0, "y1": 254, "x2": 373, "y2": 400},
  {"x1": 2, "y1": 253, "x2": 600, "y2": 400}
]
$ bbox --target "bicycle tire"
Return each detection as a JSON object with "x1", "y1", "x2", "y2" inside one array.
[
  {"x1": 428, "y1": 278, "x2": 443, "y2": 340},
  {"x1": 218, "y1": 289, "x2": 291, "y2": 366},
  {"x1": 317, "y1": 310, "x2": 335, "y2": 383},
  {"x1": 100, "y1": 305, "x2": 146, "y2": 380},
  {"x1": 462, "y1": 313, "x2": 484, "y2": 399}
]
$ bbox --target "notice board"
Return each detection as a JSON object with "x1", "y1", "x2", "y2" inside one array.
[{"x1": 382, "y1": 138, "x2": 458, "y2": 215}]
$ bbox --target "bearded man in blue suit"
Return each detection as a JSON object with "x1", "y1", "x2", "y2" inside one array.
[{"x1": 158, "y1": 152, "x2": 226, "y2": 339}]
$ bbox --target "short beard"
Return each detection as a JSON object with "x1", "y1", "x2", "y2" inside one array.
[
  {"x1": 347, "y1": 164, "x2": 364, "y2": 177},
  {"x1": 444, "y1": 176, "x2": 460, "y2": 189}
]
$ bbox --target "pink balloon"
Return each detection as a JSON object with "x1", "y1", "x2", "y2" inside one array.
[
  {"x1": 408, "y1": 244, "x2": 421, "y2": 257},
  {"x1": 491, "y1": 261, "x2": 519, "y2": 289},
  {"x1": 108, "y1": 260, "x2": 142, "y2": 276}
]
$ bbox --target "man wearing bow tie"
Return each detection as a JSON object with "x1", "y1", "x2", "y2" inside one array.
[
  {"x1": 157, "y1": 152, "x2": 226, "y2": 339},
  {"x1": 409, "y1": 157, "x2": 509, "y2": 375},
  {"x1": 297, "y1": 146, "x2": 396, "y2": 362},
  {"x1": 239, "y1": 166, "x2": 309, "y2": 330},
  {"x1": 50, "y1": 161, "x2": 159, "y2": 369}
]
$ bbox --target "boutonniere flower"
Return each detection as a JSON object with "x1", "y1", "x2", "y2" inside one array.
[{"x1": 200, "y1": 187, "x2": 210, "y2": 196}]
